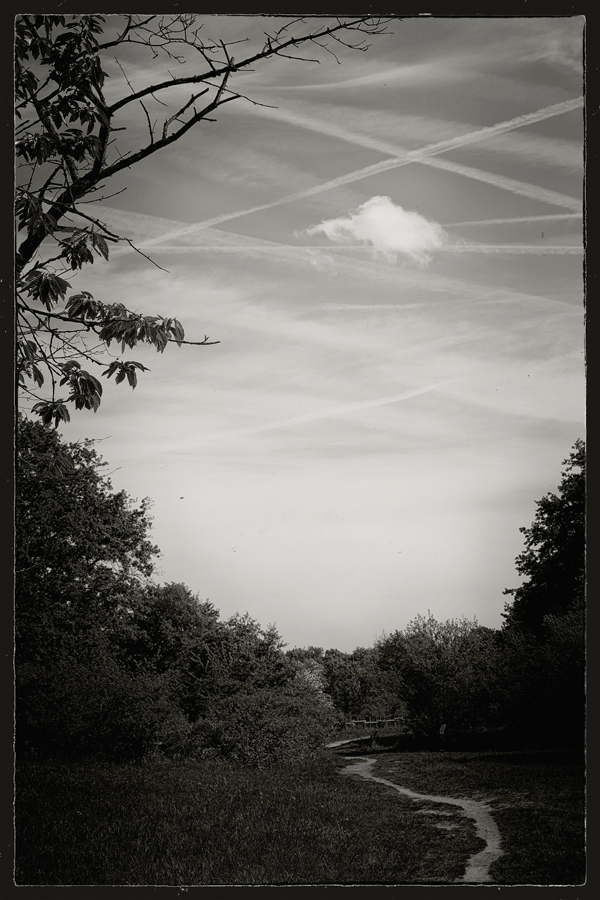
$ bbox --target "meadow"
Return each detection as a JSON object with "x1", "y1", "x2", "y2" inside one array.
[{"x1": 15, "y1": 743, "x2": 585, "y2": 886}]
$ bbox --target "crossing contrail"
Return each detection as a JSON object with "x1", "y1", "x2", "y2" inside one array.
[
  {"x1": 128, "y1": 97, "x2": 582, "y2": 252},
  {"x1": 250, "y1": 96, "x2": 583, "y2": 168}
]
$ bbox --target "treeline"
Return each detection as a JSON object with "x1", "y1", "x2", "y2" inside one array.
[
  {"x1": 288, "y1": 440, "x2": 585, "y2": 748},
  {"x1": 15, "y1": 415, "x2": 338, "y2": 766},
  {"x1": 16, "y1": 415, "x2": 584, "y2": 764}
]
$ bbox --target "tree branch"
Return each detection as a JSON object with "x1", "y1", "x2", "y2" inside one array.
[{"x1": 106, "y1": 17, "x2": 388, "y2": 116}]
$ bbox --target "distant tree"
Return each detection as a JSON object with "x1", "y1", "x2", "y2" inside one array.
[
  {"x1": 192, "y1": 680, "x2": 338, "y2": 767},
  {"x1": 15, "y1": 14, "x2": 389, "y2": 423},
  {"x1": 210, "y1": 613, "x2": 293, "y2": 694},
  {"x1": 109, "y1": 581, "x2": 224, "y2": 723},
  {"x1": 111, "y1": 582, "x2": 219, "y2": 672},
  {"x1": 322, "y1": 646, "x2": 398, "y2": 719},
  {"x1": 187, "y1": 620, "x2": 338, "y2": 764},
  {"x1": 286, "y1": 646, "x2": 325, "y2": 663},
  {"x1": 503, "y1": 439, "x2": 585, "y2": 635},
  {"x1": 377, "y1": 614, "x2": 500, "y2": 738}
]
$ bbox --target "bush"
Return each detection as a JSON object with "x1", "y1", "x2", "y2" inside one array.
[
  {"x1": 189, "y1": 681, "x2": 338, "y2": 766},
  {"x1": 16, "y1": 632, "x2": 191, "y2": 761}
]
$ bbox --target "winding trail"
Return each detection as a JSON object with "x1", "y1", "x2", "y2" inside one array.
[{"x1": 339, "y1": 755, "x2": 503, "y2": 883}]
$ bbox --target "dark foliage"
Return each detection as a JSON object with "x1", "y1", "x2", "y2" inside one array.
[
  {"x1": 503, "y1": 439, "x2": 585, "y2": 634},
  {"x1": 15, "y1": 414, "x2": 338, "y2": 763}
]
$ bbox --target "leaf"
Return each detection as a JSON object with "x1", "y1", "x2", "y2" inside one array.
[
  {"x1": 31, "y1": 400, "x2": 71, "y2": 428},
  {"x1": 92, "y1": 234, "x2": 110, "y2": 261},
  {"x1": 101, "y1": 361, "x2": 120, "y2": 380},
  {"x1": 170, "y1": 319, "x2": 185, "y2": 345},
  {"x1": 23, "y1": 271, "x2": 71, "y2": 308}
]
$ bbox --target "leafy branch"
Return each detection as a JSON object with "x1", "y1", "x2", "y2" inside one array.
[{"x1": 15, "y1": 13, "x2": 390, "y2": 422}]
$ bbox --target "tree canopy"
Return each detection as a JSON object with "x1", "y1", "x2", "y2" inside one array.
[
  {"x1": 15, "y1": 414, "x2": 338, "y2": 762},
  {"x1": 15, "y1": 14, "x2": 389, "y2": 425},
  {"x1": 377, "y1": 614, "x2": 499, "y2": 738},
  {"x1": 16, "y1": 412, "x2": 159, "y2": 661},
  {"x1": 503, "y1": 439, "x2": 585, "y2": 634}
]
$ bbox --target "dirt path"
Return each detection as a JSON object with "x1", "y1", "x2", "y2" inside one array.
[{"x1": 340, "y1": 756, "x2": 503, "y2": 884}]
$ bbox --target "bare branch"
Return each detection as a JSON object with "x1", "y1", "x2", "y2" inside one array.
[
  {"x1": 162, "y1": 88, "x2": 209, "y2": 140},
  {"x1": 106, "y1": 17, "x2": 390, "y2": 116}
]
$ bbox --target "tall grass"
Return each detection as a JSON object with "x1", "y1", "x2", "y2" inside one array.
[
  {"x1": 16, "y1": 753, "x2": 478, "y2": 885},
  {"x1": 15, "y1": 747, "x2": 585, "y2": 885},
  {"x1": 372, "y1": 748, "x2": 585, "y2": 885}
]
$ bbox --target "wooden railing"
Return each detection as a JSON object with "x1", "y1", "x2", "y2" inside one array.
[{"x1": 343, "y1": 716, "x2": 404, "y2": 731}]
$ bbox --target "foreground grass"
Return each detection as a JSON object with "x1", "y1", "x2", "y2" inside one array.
[
  {"x1": 371, "y1": 748, "x2": 585, "y2": 885},
  {"x1": 15, "y1": 753, "x2": 479, "y2": 885}
]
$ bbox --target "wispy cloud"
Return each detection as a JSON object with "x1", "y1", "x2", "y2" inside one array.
[
  {"x1": 420, "y1": 155, "x2": 580, "y2": 210},
  {"x1": 194, "y1": 380, "x2": 458, "y2": 445},
  {"x1": 305, "y1": 196, "x2": 447, "y2": 264},
  {"x1": 255, "y1": 19, "x2": 582, "y2": 91}
]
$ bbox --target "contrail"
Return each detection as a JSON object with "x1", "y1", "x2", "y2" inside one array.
[
  {"x1": 196, "y1": 380, "x2": 456, "y2": 444},
  {"x1": 252, "y1": 96, "x2": 583, "y2": 166},
  {"x1": 132, "y1": 97, "x2": 582, "y2": 251},
  {"x1": 442, "y1": 244, "x2": 582, "y2": 255},
  {"x1": 413, "y1": 155, "x2": 580, "y2": 210},
  {"x1": 444, "y1": 213, "x2": 581, "y2": 227},
  {"x1": 149, "y1": 241, "x2": 582, "y2": 256}
]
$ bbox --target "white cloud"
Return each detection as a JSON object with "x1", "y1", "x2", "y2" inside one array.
[{"x1": 305, "y1": 196, "x2": 447, "y2": 265}]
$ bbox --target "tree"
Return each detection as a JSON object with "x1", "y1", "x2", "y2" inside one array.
[
  {"x1": 377, "y1": 614, "x2": 500, "y2": 738},
  {"x1": 503, "y1": 439, "x2": 585, "y2": 635},
  {"x1": 16, "y1": 412, "x2": 159, "y2": 663},
  {"x1": 108, "y1": 581, "x2": 224, "y2": 724},
  {"x1": 15, "y1": 14, "x2": 389, "y2": 424},
  {"x1": 209, "y1": 613, "x2": 293, "y2": 695},
  {"x1": 16, "y1": 414, "x2": 344, "y2": 762},
  {"x1": 15, "y1": 412, "x2": 171, "y2": 757},
  {"x1": 15, "y1": 416, "x2": 333, "y2": 761},
  {"x1": 496, "y1": 439, "x2": 586, "y2": 746},
  {"x1": 493, "y1": 608, "x2": 585, "y2": 745},
  {"x1": 322, "y1": 646, "x2": 398, "y2": 719}
]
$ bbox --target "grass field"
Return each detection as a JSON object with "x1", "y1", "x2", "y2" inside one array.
[
  {"x1": 14, "y1": 745, "x2": 585, "y2": 886},
  {"x1": 370, "y1": 746, "x2": 586, "y2": 885}
]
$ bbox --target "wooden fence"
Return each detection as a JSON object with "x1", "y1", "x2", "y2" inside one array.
[{"x1": 342, "y1": 716, "x2": 404, "y2": 731}]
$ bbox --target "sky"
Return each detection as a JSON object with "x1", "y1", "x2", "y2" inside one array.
[{"x1": 44, "y1": 15, "x2": 584, "y2": 652}]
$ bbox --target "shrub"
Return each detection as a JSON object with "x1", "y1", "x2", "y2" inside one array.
[
  {"x1": 189, "y1": 681, "x2": 338, "y2": 766},
  {"x1": 16, "y1": 632, "x2": 190, "y2": 761}
]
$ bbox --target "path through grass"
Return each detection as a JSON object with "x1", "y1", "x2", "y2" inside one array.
[
  {"x1": 370, "y1": 748, "x2": 585, "y2": 884},
  {"x1": 15, "y1": 754, "x2": 478, "y2": 885},
  {"x1": 15, "y1": 747, "x2": 584, "y2": 885}
]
